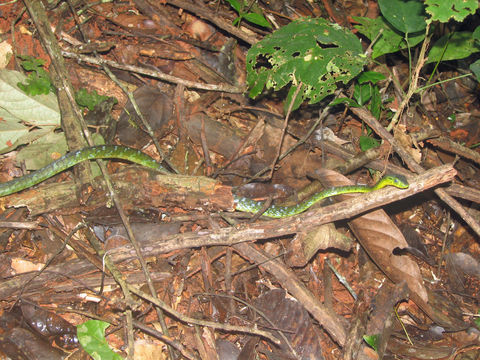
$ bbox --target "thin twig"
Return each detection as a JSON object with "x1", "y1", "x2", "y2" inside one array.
[
  {"x1": 127, "y1": 285, "x2": 281, "y2": 345},
  {"x1": 248, "y1": 91, "x2": 338, "y2": 181},
  {"x1": 132, "y1": 321, "x2": 198, "y2": 360},
  {"x1": 101, "y1": 66, "x2": 178, "y2": 173},
  {"x1": 165, "y1": 0, "x2": 259, "y2": 45},
  {"x1": 266, "y1": 82, "x2": 303, "y2": 180},
  {"x1": 200, "y1": 292, "x2": 298, "y2": 358},
  {"x1": 14, "y1": 223, "x2": 85, "y2": 306},
  {"x1": 61, "y1": 51, "x2": 244, "y2": 93},
  {"x1": 386, "y1": 23, "x2": 431, "y2": 131}
]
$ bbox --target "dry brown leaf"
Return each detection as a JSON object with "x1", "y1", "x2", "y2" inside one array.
[
  {"x1": 394, "y1": 125, "x2": 422, "y2": 163},
  {"x1": 254, "y1": 289, "x2": 325, "y2": 359},
  {"x1": 286, "y1": 223, "x2": 352, "y2": 267},
  {"x1": 133, "y1": 340, "x2": 166, "y2": 360},
  {"x1": 315, "y1": 169, "x2": 428, "y2": 304}
]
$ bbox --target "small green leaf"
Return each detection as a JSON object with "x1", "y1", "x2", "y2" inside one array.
[
  {"x1": 77, "y1": 320, "x2": 123, "y2": 360},
  {"x1": 470, "y1": 59, "x2": 480, "y2": 81},
  {"x1": 75, "y1": 88, "x2": 114, "y2": 111},
  {"x1": 330, "y1": 97, "x2": 360, "y2": 107},
  {"x1": 18, "y1": 75, "x2": 53, "y2": 96},
  {"x1": 363, "y1": 334, "x2": 380, "y2": 351},
  {"x1": 474, "y1": 310, "x2": 480, "y2": 328},
  {"x1": 16, "y1": 55, "x2": 54, "y2": 96},
  {"x1": 359, "y1": 135, "x2": 380, "y2": 151},
  {"x1": 354, "y1": 83, "x2": 372, "y2": 106},
  {"x1": 232, "y1": 16, "x2": 243, "y2": 27},
  {"x1": 368, "y1": 85, "x2": 382, "y2": 120},
  {"x1": 17, "y1": 55, "x2": 46, "y2": 71},
  {"x1": 243, "y1": 12, "x2": 272, "y2": 28},
  {"x1": 427, "y1": 31, "x2": 480, "y2": 64},
  {"x1": 473, "y1": 26, "x2": 480, "y2": 42},
  {"x1": 358, "y1": 71, "x2": 386, "y2": 84},
  {"x1": 224, "y1": 0, "x2": 242, "y2": 13}
]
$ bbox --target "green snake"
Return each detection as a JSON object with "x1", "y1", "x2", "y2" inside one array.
[
  {"x1": 233, "y1": 174, "x2": 409, "y2": 218},
  {"x1": 0, "y1": 145, "x2": 167, "y2": 198},
  {"x1": 0, "y1": 145, "x2": 409, "y2": 218}
]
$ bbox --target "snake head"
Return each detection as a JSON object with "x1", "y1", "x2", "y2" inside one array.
[{"x1": 384, "y1": 174, "x2": 409, "y2": 189}]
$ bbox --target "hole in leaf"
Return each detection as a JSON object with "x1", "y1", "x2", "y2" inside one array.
[
  {"x1": 253, "y1": 54, "x2": 272, "y2": 70},
  {"x1": 315, "y1": 41, "x2": 338, "y2": 49}
]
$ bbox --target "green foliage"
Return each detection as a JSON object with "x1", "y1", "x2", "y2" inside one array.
[
  {"x1": 359, "y1": 135, "x2": 380, "y2": 151},
  {"x1": 473, "y1": 27, "x2": 480, "y2": 42},
  {"x1": 426, "y1": 32, "x2": 480, "y2": 64},
  {"x1": 357, "y1": 71, "x2": 386, "y2": 84},
  {"x1": 355, "y1": 0, "x2": 480, "y2": 77},
  {"x1": 368, "y1": 86, "x2": 382, "y2": 120},
  {"x1": 77, "y1": 320, "x2": 123, "y2": 360},
  {"x1": 224, "y1": 0, "x2": 271, "y2": 28},
  {"x1": 363, "y1": 334, "x2": 380, "y2": 351},
  {"x1": 378, "y1": 0, "x2": 426, "y2": 34},
  {"x1": 330, "y1": 97, "x2": 360, "y2": 108},
  {"x1": 356, "y1": 74, "x2": 383, "y2": 151},
  {"x1": 447, "y1": 113, "x2": 456, "y2": 124},
  {"x1": 246, "y1": 17, "x2": 366, "y2": 111},
  {"x1": 75, "y1": 88, "x2": 117, "y2": 111},
  {"x1": 475, "y1": 311, "x2": 480, "y2": 328},
  {"x1": 353, "y1": 82, "x2": 374, "y2": 107},
  {"x1": 425, "y1": 0, "x2": 478, "y2": 23},
  {"x1": 356, "y1": 72, "x2": 386, "y2": 120},
  {"x1": 330, "y1": 71, "x2": 383, "y2": 151},
  {"x1": 354, "y1": 17, "x2": 425, "y2": 59},
  {"x1": 246, "y1": 0, "x2": 480, "y2": 112},
  {"x1": 0, "y1": 69, "x2": 60, "y2": 154},
  {"x1": 470, "y1": 60, "x2": 480, "y2": 80},
  {"x1": 470, "y1": 28, "x2": 480, "y2": 80},
  {"x1": 16, "y1": 55, "x2": 55, "y2": 96},
  {"x1": 333, "y1": 71, "x2": 386, "y2": 120}
]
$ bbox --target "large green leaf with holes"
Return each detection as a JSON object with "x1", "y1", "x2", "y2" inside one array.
[
  {"x1": 246, "y1": 17, "x2": 366, "y2": 111},
  {"x1": 425, "y1": 0, "x2": 478, "y2": 23}
]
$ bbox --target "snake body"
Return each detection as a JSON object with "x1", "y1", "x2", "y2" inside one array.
[
  {"x1": 233, "y1": 174, "x2": 409, "y2": 218},
  {"x1": 0, "y1": 145, "x2": 409, "y2": 218},
  {"x1": 0, "y1": 145, "x2": 167, "y2": 197}
]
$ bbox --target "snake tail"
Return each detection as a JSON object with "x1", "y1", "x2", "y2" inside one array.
[{"x1": 0, "y1": 145, "x2": 167, "y2": 197}]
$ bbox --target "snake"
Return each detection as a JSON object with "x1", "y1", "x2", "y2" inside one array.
[
  {"x1": 0, "y1": 145, "x2": 409, "y2": 218},
  {"x1": 0, "y1": 145, "x2": 168, "y2": 198},
  {"x1": 233, "y1": 174, "x2": 409, "y2": 218}
]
